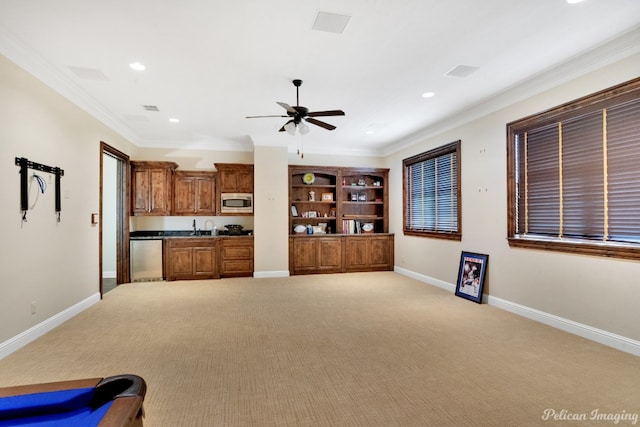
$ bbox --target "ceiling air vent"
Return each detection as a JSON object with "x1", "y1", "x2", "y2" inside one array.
[
  {"x1": 69, "y1": 66, "x2": 109, "y2": 81},
  {"x1": 444, "y1": 65, "x2": 479, "y2": 78},
  {"x1": 312, "y1": 11, "x2": 351, "y2": 34},
  {"x1": 142, "y1": 105, "x2": 160, "y2": 112}
]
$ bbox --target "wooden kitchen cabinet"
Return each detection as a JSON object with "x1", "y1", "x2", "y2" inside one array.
[
  {"x1": 173, "y1": 171, "x2": 217, "y2": 215},
  {"x1": 289, "y1": 236, "x2": 343, "y2": 275},
  {"x1": 215, "y1": 163, "x2": 254, "y2": 193},
  {"x1": 131, "y1": 161, "x2": 177, "y2": 216},
  {"x1": 165, "y1": 238, "x2": 218, "y2": 281},
  {"x1": 220, "y1": 237, "x2": 254, "y2": 277}
]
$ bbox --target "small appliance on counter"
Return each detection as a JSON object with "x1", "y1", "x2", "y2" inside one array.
[{"x1": 217, "y1": 224, "x2": 253, "y2": 236}]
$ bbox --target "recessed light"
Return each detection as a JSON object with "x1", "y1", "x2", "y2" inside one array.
[
  {"x1": 129, "y1": 62, "x2": 146, "y2": 71},
  {"x1": 567, "y1": 0, "x2": 585, "y2": 3},
  {"x1": 365, "y1": 130, "x2": 375, "y2": 135},
  {"x1": 422, "y1": 92, "x2": 435, "y2": 98},
  {"x1": 169, "y1": 118, "x2": 180, "y2": 123}
]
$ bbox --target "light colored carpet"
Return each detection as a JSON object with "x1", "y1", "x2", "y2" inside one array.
[{"x1": 1, "y1": 272, "x2": 638, "y2": 426}]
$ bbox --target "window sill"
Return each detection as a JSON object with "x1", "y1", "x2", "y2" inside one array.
[
  {"x1": 507, "y1": 236, "x2": 640, "y2": 261},
  {"x1": 404, "y1": 229, "x2": 461, "y2": 241}
]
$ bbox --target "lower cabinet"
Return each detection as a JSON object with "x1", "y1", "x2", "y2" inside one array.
[
  {"x1": 289, "y1": 236, "x2": 343, "y2": 275},
  {"x1": 289, "y1": 234, "x2": 393, "y2": 275},
  {"x1": 165, "y1": 238, "x2": 218, "y2": 281},
  {"x1": 344, "y1": 235, "x2": 394, "y2": 272},
  {"x1": 220, "y1": 237, "x2": 254, "y2": 277}
]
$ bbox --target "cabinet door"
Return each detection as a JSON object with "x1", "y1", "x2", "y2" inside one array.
[
  {"x1": 219, "y1": 170, "x2": 237, "y2": 193},
  {"x1": 290, "y1": 238, "x2": 319, "y2": 273},
  {"x1": 195, "y1": 177, "x2": 216, "y2": 215},
  {"x1": 317, "y1": 237, "x2": 343, "y2": 273},
  {"x1": 367, "y1": 236, "x2": 393, "y2": 270},
  {"x1": 344, "y1": 238, "x2": 369, "y2": 271},
  {"x1": 173, "y1": 175, "x2": 196, "y2": 214},
  {"x1": 132, "y1": 169, "x2": 151, "y2": 214},
  {"x1": 168, "y1": 247, "x2": 194, "y2": 277},
  {"x1": 149, "y1": 168, "x2": 172, "y2": 215},
  {"x1": 235, "y1": 170, "x2": 254, "y2": 193},
  {"x1": 193, "y1": 247, "x2": 216, "y2": 276}
]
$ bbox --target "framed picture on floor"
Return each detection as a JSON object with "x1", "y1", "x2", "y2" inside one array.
[{"x1": 455, "y1": 251, "x2": 488, "y2": 304}]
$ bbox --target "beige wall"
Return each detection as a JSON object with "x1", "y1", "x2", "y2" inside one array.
[
  {"x1": 386, "y1": 53, "x2": 640, "y2": 341},
  {"x1": 0, "y1": 54, "x2": 137, "y2": 344},
  {"x1": 254, "y1": 145, "x2": 289, "y2": 275}
]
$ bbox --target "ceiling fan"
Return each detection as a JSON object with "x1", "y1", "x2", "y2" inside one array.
[{"x1": 245, "y1": 79, "x2": 345, "y2": 134}]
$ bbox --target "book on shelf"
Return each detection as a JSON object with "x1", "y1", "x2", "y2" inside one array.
[{"x1": 342, "y1": 219, "x2": 374, "y2": 234}]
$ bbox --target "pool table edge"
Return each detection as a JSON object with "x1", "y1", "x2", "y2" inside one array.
[
  {"x1": 0, "y1": 376, "x2": 146, "y2": 427},
  {"x1": 0, "y1": 377, "x2": 102, "y2": 397}
]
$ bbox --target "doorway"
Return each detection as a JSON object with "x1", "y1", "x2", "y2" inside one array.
[{"x1": 100, "y1": 142, "x2": 130, "y2": 296}]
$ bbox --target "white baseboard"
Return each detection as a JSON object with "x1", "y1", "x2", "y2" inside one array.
[
  {"x1": 0, "y1": 293, "x2": 101, "y2": 360},
  {"x1": 394, "y1": 266, "x2": 455, "y2": 292},
  {"x1": 102, "y1": 271, "x2": 116, "y2": 279},
  {"x1": 394, "y1": 266, "x2": 640, "y2": 357},
  {"x1": 253, "y1": 270, "x2": 290, "y2": 278}
]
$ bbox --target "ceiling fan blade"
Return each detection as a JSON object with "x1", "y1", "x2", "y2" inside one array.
[
  {"x1": 307, "y1": 110, "x2": 345, "y2": 117},
  {"x1": 277, "y1": 102, "x2": 297, "y2": 115},
  {"x1": 245, "y1": 115, "x2": 289, "y2": 118},
  {"x1": 305, "y1": 117, "x2": 336, "y2": 131}
]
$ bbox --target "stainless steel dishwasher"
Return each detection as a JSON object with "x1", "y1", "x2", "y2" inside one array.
[{"x1": 130, "y1": 239, "x2": 164, "y2": 282}]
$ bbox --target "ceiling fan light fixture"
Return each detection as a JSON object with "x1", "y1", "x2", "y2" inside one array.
[
  {"x1": 299, "y1": 122, "x2": 310, "y2": 135},
  {"x1": 129, "y1": 62, "x2": 146, "y2": 71},
  {"x1": 284, "y1": 121, "x2": 296, "y2": 135}
]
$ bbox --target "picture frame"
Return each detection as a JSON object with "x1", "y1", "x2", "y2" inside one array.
[
  {"x1": 454, "y1": 251, "x2": 488, "y2": 304},
  {"x1": 291, "y1": 205, "x2": 298, "y2": 217},
  {"x1": 308, "y1": 211, "x2": 318, "y2": 218},
  {"x1": 322, "y1": 192, "x2": 334, "y2": 201}
]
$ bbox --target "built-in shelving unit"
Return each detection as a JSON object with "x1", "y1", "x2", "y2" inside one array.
[
  {"x1": 289, "y1": 167, "x2": 339, "y2": 235},
  {"x1": 288, "y1": 165, "x2": 393, "y2": 275}
]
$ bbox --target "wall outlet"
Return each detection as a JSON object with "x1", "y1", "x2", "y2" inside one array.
[{"x1": 31, "y1": 301, "x2": 36, "y2": 315}]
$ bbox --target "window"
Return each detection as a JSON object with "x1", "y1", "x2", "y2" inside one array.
[
  {"x1": 507, "y1": 77, "x2": 640, "y2": 260},
  {"x1": 403, "y1": 140, "x2": 461, "y2": 240}
]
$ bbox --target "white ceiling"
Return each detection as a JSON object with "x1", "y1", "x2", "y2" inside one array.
[{"x1": 1, "y1": 0, "x2": 639, "y2": 157}]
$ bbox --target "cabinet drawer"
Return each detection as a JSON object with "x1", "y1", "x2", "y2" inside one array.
[
  {"x1": 222, "y1": 245, "x2": 253, "y2": 259},
  {"x1": 221, "y1": 259, "x2": 253, "y2": 275},
  {"x1": 169, "y1": 239, "x2": 216, "y2": 248}
]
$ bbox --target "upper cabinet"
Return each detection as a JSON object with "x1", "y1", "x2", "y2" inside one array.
[
  {"x1": 215, "y1": 163, "x2": 254, "y2": 193},
  {"x1": 173, "y1": 171, "x2": 217, "y2": 216},
  {"x1": 131, "y1": 161, "x2": 178, "y2": 216}
]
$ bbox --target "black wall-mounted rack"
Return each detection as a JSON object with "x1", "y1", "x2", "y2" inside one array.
[{"x1": 15, "y1": 157, "x2": 64, "y2": 221}]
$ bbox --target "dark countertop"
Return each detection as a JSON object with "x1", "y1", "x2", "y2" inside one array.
[{"x1": 130, "y1": 230, "x2": 253, "y2": 240}]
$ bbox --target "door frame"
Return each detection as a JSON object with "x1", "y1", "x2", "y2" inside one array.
[{"x1": 100, "y1": 142, "x2": 130, "y2": 296}]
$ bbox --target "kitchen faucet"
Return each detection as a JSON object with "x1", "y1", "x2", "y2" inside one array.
[{"x1": 192, "y1": 219, "x2": 197, "y2": 234}]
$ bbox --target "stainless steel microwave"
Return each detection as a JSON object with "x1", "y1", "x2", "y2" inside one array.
[{"x1": 221, "y1": 193, "x2": 253, "y2": 214}]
